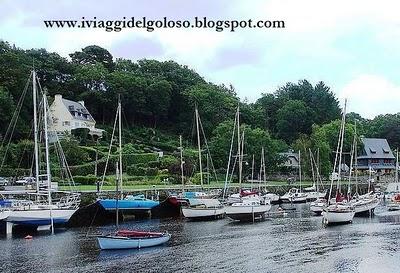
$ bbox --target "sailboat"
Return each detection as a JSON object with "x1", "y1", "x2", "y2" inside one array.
[
  {"x1": 181, "y1": 106, "x2": 225, "y2": 220},
  {"x1": 224, "y1": 107, "x2": 271, "y2": 222},
  {"x1": 6, "y1": 70, "x2": 80, "y2": 231},
  {"x1": 348, "y1": 121, "x2": 380, "y2": 215},
  {"x1": 280, "y1": 150, "x2": 307, "y2": 203},
  {"x1": 97, "y1": 99, "x2": 170, "y2": 250},
  {"x1": 309, "y1": 149, "x2": 328, "y2": 215},
  {"x1": 322, "y1": 100, "x2": 355, "y2": 225},
  {"x1": 305, "y1": 149, "x2": 326, "y2": 201},
  {"x1": 258, "y1": 147, "x2": 280, "y2": 204},
  {"x1": 97, "y1": 100, "x2": 158, "y2": 212}
]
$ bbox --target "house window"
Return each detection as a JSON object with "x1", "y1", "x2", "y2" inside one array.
[
  {"x1": 75, "y1": 122, "x2": 80, "y2": 127},
  {"x1": 371, "y1": 159, "x2": 379, "y2": 164},
  {"x1": 63, "y1": 121, "x2": 70, "y2": 126}
]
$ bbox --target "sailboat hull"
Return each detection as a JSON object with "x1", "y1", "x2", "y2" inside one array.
[
  {"x1": 97, "y1": 234, "x2": 171, "y2": 250},
  {"x1": 182, "y1": 207, "x2": 225, "y2": 220},
  {"x1": 225, "y1": 204, "x2": 271, "y2": 221},
  {"x1": 98, "y1": 199, "x2": 159, "y2": 211},
  {"x1": 352, "y1": 198, "x2": 379, "y2": 215},
  {"x1": 6, "y1": 209, "x2": 77, "y2": 226},
  {"x1": 322, "y1": 207, "x2": 355, "y2": 225},
  {"x1": 0, "y1": 210, "x2": 10, "y2": 220}
]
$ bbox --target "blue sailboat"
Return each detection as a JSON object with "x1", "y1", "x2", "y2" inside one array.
[
  {"x1": 97, "y1": 98, "x2": 159, "y2": 213},
  {"x1": 98, "y1": 194, "x2": 159, "y2": 211}
]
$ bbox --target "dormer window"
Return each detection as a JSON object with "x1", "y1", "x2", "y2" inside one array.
[
  {"x1": 68, "y1": 106, "x2": 74, "y2": 112},
  {"x1": 383, "y1": 148, "x2": 390, "y2": 153},
  {"x1": 369, "y1": 148, "x2": 376, "y2": 153}
]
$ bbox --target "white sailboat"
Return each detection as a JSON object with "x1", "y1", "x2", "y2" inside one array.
[
  {"x1": 225, "y1": 107, "x2": 271, "y2": 222},
  {"x1": 322, "y1": 100, "x2": 355, "y2": 225},
  {"x1": 258, "y1": 147, "x2": 280, "y2": 204},
  {"x1": 6, "y1": 70, "x2": 80, "y2": 232},
  {"x1": 348, "y1": 121, "x2": 379, "y2": 215},
  {"x1": 309, "y1": 149, "x2": 327, "y2": 215},
  {"x1": 280, "y1": 150, "x2": 307, "y2": 203},
  {"x1": 181, "y1": 105, "x2": 224, "y2": 220}
]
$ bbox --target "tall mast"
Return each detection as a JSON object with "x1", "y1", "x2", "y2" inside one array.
[
  {"x1": 298, "y1": 150, "x2": 302, "y2": 192},
  {"x1": 237, "y1": 106, "x2": 242, "y2": 190},
  {"x1": 42, "y1": 91, "x2": 54, "y2": 234},
  {"x1": 262, "y1": 147, "x2": 266, "y2": 184},
  {"x1": 251, "y1": 154, "x2": 255, "y2": 191},
  {"x1": 329, "y1": 99, "x2": 347, "y2": 202},
  {"x1": 337, "y1": 100, "x2": 347, "y2": 193},
  {"x1": 118, "y1": 98, "x2": 123, "y2": 197},
  {"x1": 179, "y1": 135, "x2": 185, "y2": 193},
  {"x1": 115, "y1": 98, "x2": 122, "y2": 230},
  {"x1": 32, "y1": 70, "x2": 40, "y2": 194},
  {"x1": 195, "y1": 105, "x2": 203, "y2": 188},
  {"x1": 239, "y1": 130, "x2": 245, "y2": 191},
  {"x1": 396, "y1": 149, "x2": 399, "y2": 184},
  {"x1": 223, "y1": 108, "x2": 237, "y2": 199}
]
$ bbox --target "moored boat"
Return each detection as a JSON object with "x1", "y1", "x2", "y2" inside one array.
[
  {"x1": 322, "y1": 203, "x2": 355, "y2": 225},
  {"x1": 98, "y1": 230, "x2": 171, "y2": 250},
  {"x1": 225, "y1": 197, "x2": 270, "y2": 222},
  {"x1": 322, "y1": 100, "x2": 355, "y2": 225},
  {"x1": 181, "y1": 198, "x2": 225, "y2": 220},
  {"x1": 96, "y1": 98, "x2": 170, "y2": 250},
  {"x1": 98, "y1": 194, "x2": 159, "y2": 211},
  {"x1": 310, "y1": 198, "x2": 326, "y2": 215}
]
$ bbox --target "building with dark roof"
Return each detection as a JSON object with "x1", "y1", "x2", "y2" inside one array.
[
  {"x1": 49, "y1": 94, "x2": 103, "y2": 139},
  {"x1": 357, "y1": 138, "x2": 395, "y2": 174},
  {"x1": 279, "y1": 151, "x2": 300, "y2": 169}
]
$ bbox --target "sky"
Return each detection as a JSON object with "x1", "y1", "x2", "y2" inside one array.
[{"x1": 1, "y1": 0, "x2": 400, "y2": 119}]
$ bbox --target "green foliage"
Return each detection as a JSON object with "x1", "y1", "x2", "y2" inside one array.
[
  {"x1": 256, "y1": 80, "x2": 341, "y2": 138},
  {"x1": 73, "y1": 175, "x2": 98, "y2": 185},
  {"x1": 276, "y1": 100, "x2": 315, "y2": 143},
  {"x1": 209, "y1": 120, "x2": 285, "y2": 173}
]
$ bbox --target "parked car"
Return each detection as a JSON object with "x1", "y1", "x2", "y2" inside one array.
[
  {"x1": 15, "y1": 176, "x2": 35, "y2": 186},
  {"x1": 0, "y1": 177, "x2": 9, "y2": 186}
]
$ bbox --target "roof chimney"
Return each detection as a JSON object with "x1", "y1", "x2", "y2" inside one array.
[
  {"x1": 55, "y1": 94, "x2": 62, "y2": 101},
  {"x1": 78, "y1": 100, "x2": 85, "y2": 107}
]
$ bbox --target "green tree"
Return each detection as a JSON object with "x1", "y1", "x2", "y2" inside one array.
[
  {"x1": 70, "y1": 45, "x2": 114, "y2": 71},
  {"x1": 276, "y1": 100, "x2": 316, "y2": 143}
]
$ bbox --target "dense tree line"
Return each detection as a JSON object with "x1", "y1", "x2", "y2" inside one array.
[{"x1": 1, "y1": 41, "x2": 400, "y2": 176}]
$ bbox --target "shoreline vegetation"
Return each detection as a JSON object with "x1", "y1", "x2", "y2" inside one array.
[{"x1": 1, "y1": 41, "x2": 399, "y2": 186}]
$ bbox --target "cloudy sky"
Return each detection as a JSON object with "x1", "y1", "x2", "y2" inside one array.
[{"x1": 1, "y1": 0, "x2": 400, "y2": 119}]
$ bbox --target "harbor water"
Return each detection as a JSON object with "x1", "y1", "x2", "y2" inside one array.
[{"x1": 1, "y1": 203, "x2": 400, "y2": 273}]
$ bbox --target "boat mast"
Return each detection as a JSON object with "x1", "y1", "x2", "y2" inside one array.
[
  {"x1": 118, "y1": 98, "x2": 123, "y2": 198},
  {"x1": 32, "y1": 70, "x2": 40, "y2": 194},
  {"x1": 42, "y1": 91, "x2": 54, "y2": 234},
  {"x1": 298, "y1": 150, "x2": 302, "y2": 192},
  {"x1": 195, "y1": 105, "x2": 203, "y2": 189},
  {"x1": 337, "y1": 100, "x2": 347, "y2": 195},
  {"x1": 251, "y1": 154, "x2": 254, "y2": 191},
  {"x1": 237, "y1": 107, "x2": 242, "y2": 191},
  {"x1": 115, "y1": 98, "x2": 122, "y2": 230},
  {"x1": 328, "y1": 99, "x2": 346, "y2": 203},
  {"x1": 261, "y1": 147, "x2": 266, "y2": 190},
  {"x1": 223, "y1": 107, "x2": 238, "y2": 199},
  {"x1": 347, "y1": 125, "x2": 356, "y2": 198},
  {"x1": 396, "y1": 149, "x2": 399, "y2": 185},
  {"x1": 309, "y1": 148, "x2": 316, "y2": 190},
  {"x1": 179, "y1": 135, "x2": 185, "y2": 193}
]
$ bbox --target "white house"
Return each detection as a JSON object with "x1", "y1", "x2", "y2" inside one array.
[{"x1": 49, "y1": 94, "x2": 103, "y2": 139}]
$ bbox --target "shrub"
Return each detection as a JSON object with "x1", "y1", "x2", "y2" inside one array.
[{"x1": 73, "y1": 175, "x2": 98, "y2": 185}]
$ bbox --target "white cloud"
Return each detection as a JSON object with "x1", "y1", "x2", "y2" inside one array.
[{"x1": 339, "y1": 74, "x2": 400, "y2": 118}]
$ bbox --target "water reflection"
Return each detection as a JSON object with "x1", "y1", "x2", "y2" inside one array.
[{"x1": 2, "y1": 203, "x2": 400, "y2": 273}]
